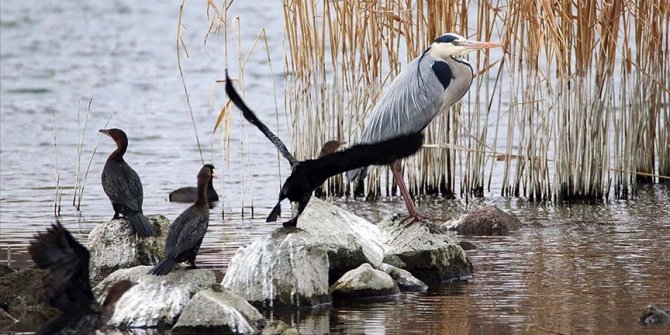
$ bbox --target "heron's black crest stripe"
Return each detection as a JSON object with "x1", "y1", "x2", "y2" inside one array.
[
  {"x1": 434, "y1": 34, "x2": 459, "y2": 44},
  {"x1": 431, "y1": 60, "x2": 452, "y2": 89}
]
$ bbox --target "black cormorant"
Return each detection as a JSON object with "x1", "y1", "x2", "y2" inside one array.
[
  {"x1": 149, "y1": 165, "x2": 212, "y2": 275},
  {"x1": 100, "y1": 128, "x2": 157, "y2": 237},
  {"x1": 168, "y1": 164, "x2": 219, "y2": 203},
  {"x1": 28, "y1": 222, "x2": 134, "y2": 335}
]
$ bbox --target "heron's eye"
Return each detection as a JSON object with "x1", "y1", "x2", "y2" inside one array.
[{"x1": 453, "y1": 40, "x2": 463, "y2": 46}]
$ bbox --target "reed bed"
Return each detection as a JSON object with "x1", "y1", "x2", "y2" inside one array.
[{"x1": 280, "y1": 0, "x2": 670, "y2": 200}]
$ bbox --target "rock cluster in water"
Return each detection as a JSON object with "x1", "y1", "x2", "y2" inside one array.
[
  {"x1": 7, "y1": 198, "x2": 480, "y2": 334},
  {"x1": 222, "y1": 198, "x2": 473, "y2": 309}
]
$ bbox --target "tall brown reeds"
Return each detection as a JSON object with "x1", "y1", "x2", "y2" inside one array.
[{"x1": 281, "y1": 0, "x2": 670, "y2": 200}]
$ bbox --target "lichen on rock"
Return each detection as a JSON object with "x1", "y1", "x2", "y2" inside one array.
[{"x1": 88, "y1": 214, "x2": 170, "y2": 283}]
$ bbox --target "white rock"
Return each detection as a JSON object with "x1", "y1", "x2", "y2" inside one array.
[
  {"x1": 381, "y1": 216, "x2": 473, "y2": 282},
  {"x1": 299, "y1": 198, "x2": 385, "y2": 272},
  {"x1": 330, "y1": 263, "x2": 399, "y2": 299},
  {"x1": 221, "y1": 228, "x2": 331, "y2": 308},
  {"x1": 88, "y1": 215, "x2": 170, "y2": 283},
  {"x1": 94, "y1": 265, "x2": 216, "y2": 328},
  {"x1": 379, "y1": 263, "x2": 427, "y2": 292},
  {"x1": 172, "y1": 285, "x2": 265, "y2": 334}
]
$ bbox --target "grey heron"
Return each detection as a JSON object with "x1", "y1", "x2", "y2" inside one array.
[{"x1": 346, "y1": 33, "x2": 502, "y2": 220}]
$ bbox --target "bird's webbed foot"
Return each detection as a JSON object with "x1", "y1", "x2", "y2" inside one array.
[
  {"x1": 186, "y1": 260, "x2": 198, "y2": 269},
  {"x1": 282, "y1": 218, "x2": 298, "y2": 228}
]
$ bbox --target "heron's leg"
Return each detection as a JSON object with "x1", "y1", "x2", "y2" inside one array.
[{"x1": 390, "y1": 160, "x2": 422, "y2": 221}]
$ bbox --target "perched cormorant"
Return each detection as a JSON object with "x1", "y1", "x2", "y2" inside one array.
[
  {"x1": 225, "y1": 72, "x2": 424, "y2": 227},
  {"x1": 28, "y1": 222, "x2": 134, "y2": 335},
  {"x1": 100, "y1": 128, "x2": 157, "y2": 237},
  {"x1": 168, "y1": 164, "x2": 219, "y2": 203},
  {"x1": 149, "y1": 165, "x2": 212, "y2": 275}
]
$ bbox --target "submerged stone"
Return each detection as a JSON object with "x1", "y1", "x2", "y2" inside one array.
[
  {"x1": 381, "y1": 215, "x2": 473, "y2": 283},
  {"x1": 94, "y1": 265, "x2": 216, "y2": 328},
  {"x1": 298, "y1": 198, "x2": 385, "y2": 280},
  {"x1": 640, "y1": 304, "x2": 670, "y2": 325},
  {"x1": 88, "y1": 214, "x2": 170, "y2": 283},
  {"x1": 172, "y1": 285, "x2": 265, "y2": 335},
  {"x1": 221, "y1": 228, "x2": 331, "y2": 309},
  {"x1": 379, "y1": 263, "x2": 428, "y2": 292},
  {"x1": 261, "y1": 320, "x2": 299, "y2": 335},
  {"x1": 444, "y1": 206, "x2": 521, "y2": 235},
  {"x1": 457, "y1": 240, "x2": 478, "y2": 250},
  {"x1": 331, "y1": 263, "x2": 399, "y2": 299}
]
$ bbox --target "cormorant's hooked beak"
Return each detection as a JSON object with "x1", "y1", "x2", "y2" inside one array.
[
  {"x1": 99, "y1": 129, "x2": 111, "y2": 136},
  {"x1": 461, "y1": 40, "x2": 503, "y2": 50}
]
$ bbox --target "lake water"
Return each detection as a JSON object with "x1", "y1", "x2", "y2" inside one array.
[{"x1": 1, "y1": 1, "x2": 669, "y2": 334}]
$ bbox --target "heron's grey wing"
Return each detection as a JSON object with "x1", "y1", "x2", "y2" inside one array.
[
  {"x1": 358, "y1": 56, "x2": 446, "y2": 144},
  {"x1": 28, "y1": 222, "x2": 94, "y2": 310},
  {"x1": 346, "y1": 55, "x2": 444, "y2": 183},
  {"x1": 305, "y1": 132, "x2": 424, "y2": 186},
  {"x1": 225, "y1": 72, "x2": 299, "y2": 167}
]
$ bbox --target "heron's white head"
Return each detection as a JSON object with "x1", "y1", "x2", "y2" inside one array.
[{"x1": 428, "y1": 33, "x2": 502, "y2": 61}]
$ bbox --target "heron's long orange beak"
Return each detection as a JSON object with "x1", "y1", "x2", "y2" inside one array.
[{"x1": 463, "y1": 40, "x2": 503, "y2": 50}]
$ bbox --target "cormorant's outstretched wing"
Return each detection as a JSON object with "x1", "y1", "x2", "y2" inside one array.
[
  {"x1": 28, "y1": 222, "x2": 94, "y2": 311},
  {"x1": 225, "y1": 71, "x2": 299, "y2": 167},
  {"x1": 301, "y1": 132, "x2": 424, "y2": 186}
]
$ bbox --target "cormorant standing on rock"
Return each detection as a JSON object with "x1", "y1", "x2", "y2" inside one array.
[
  {"x1": 168, "y1": 164, "x2": 219, "y2": 203},
  {"x1": 29, "y1": 222, "x2": 134, "y2": 335},
  {"x1": 149, "y1": 165, "x2": 212, "y2": 276},
  {"x1": 100, "y1": 128, "x2": 157, "y2": 237},
  {"x1": 225, "y1": 71, "x2": 424, "y2": 227}
]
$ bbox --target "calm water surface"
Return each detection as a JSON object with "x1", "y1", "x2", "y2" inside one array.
[{"x1": 1, "y1": 1, "x2": 669, "y2": 334}]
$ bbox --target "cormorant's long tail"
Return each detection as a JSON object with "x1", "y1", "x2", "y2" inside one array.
[
  {"x1": 128, "y1": 213, "x2": 157, "y2": 237},
  {"x1": 225, "y1": 71, "x2": 299, "y2": 167},
  {"x1": 149, "y1": 258, "x2": 177, "y2": 276}
]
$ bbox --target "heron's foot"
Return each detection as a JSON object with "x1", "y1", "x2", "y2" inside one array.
[{"x1": 407, "y1": 212, "x2": 428, "y2": 223}]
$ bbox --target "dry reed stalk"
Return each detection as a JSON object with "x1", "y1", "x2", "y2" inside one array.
[
  {"x1": 280, "y1": 0, "x2": 669, "y2": 201},
  {"x1": 52, "y1": 110, "x2": 62, "y2": 218},
  {"x1": 75, "y1": 112, "x2": 112, "y2": 211},
  {"x1": 180, "y1": 0, "x2": 670, "y2": 203}
]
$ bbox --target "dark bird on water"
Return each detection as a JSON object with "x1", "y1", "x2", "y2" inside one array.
[
  {"x1": 225, "y1": 71, "x2": 425, "y2": 228},
  {"x1": 149, "y1": 165, "x2": 212, "y2": 276},
  {"x1": 28, "y1": 222, "x2": 134, "y2": 335},
  {"x1": 168, "y1": 164, "x2": 219, "y2": 203},
  {"x1": 100, "y1": 128, "x2": 157, "y2": 237}
]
